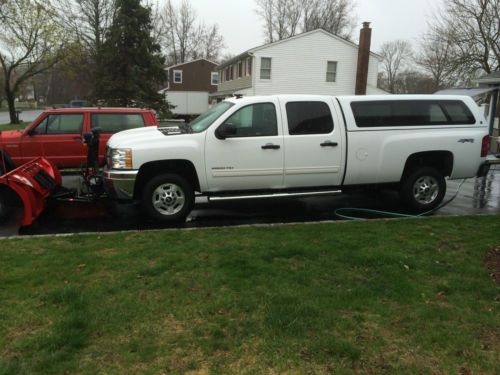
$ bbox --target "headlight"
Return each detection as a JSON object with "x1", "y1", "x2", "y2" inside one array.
[{"x1": 109, "y1": 148, "x2": 133, "y2": 169}]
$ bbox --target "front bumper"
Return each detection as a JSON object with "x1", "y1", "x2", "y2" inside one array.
[{"x1": 103, "y1": 169, "x2": 138, "y2": 201}]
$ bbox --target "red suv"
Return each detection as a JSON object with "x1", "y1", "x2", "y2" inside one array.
[{"x1": 0, "y1": 108, "x2": 158, "y2": 169}]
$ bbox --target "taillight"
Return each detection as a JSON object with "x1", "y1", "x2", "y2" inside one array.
[{"x1": 481, "y1": 135, "x2": 489, "y2": 157}]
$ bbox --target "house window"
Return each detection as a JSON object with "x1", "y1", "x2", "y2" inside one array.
[
  {"x1": 247, "y1": 58, "x2": 252, "y2": 76},
  {"x1": 326, "y1": 61, "x2": 337, "y2": 82},
  {"x1": 260, "y1": 57, "x2": 271, "y2": 79},
  {"x1": 238, "y1": 61, "x2": 243, "y2": 78},
  {"x1": 211, "y1": 72, "x2": 219, "y2": 85},
  {"x1": 225, "y1": 68, "x2": 230, "y2": 81},
  {"x1": 173, "y1": 70, "x2": 182, "y2": 84},
  {"x1": 230, "y1": 65, "x2": 234, "y2": 80}
]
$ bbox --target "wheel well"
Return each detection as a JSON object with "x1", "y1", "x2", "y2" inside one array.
[
  {"x1": 134, "y1": 160, "x2": 201, "y2": 199},
  {"x1": 402, "y1": 151, "x2": 454, "y2": 180}
]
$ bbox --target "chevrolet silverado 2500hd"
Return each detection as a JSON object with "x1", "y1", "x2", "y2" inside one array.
[{"x1": 103, "y1": 95, "x2": 490, "y2": 221}]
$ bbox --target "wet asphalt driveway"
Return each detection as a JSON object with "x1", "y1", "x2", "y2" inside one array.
[{"x1": 1, "y1": 166, "x2": 499, "y2": 237}]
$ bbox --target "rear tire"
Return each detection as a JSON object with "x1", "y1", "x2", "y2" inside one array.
[
  {"x1": 142, "y1": 174, "x2": 194, "y2": 222},
  {"x1": 399, "y1": 167, "x2": 446, "y2": 212}
]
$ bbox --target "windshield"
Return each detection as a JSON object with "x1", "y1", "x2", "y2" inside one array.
[{"x1": 189, "y1": 101, "x2": 234, "y2": 133}]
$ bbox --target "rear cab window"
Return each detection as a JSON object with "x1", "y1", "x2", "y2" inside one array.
[
  {"x1": 350, "y1": 100, "x2": 476, "y2": 128},
  {"x1": 286, "y1": 101, "x2": 334, "y2": 135},
  {"x1": 91, "y1": 113, "x2": 145, "y2": 133}
]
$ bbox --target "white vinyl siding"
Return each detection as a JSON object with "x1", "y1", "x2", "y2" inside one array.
[
  {"x1": 260, "y1": 57, "x2": 272, "y2": 79},
  {"x1": 165, "y1": 91, "x2": 209, "y2": 115},
  {"x1": 326, "y1": 61, "x2": 337, "y2": 82},
  {"x1": 252, "y1": 30, "x2": 380, "y2": 96}
]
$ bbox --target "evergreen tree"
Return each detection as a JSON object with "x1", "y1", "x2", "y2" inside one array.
[{"x1": 95, "y1": 0, "x2": 171, "y2": 117}]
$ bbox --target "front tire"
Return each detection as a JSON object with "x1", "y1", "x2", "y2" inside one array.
[
  {"x1": 399, "y1": 167, "x2": 446, "y2": 212},
  {"x1": 142, "y1": 174, "x2": 194, "y2": 222}
]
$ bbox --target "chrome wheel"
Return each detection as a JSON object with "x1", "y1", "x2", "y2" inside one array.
[
  {"x1": 413, "y1": 176, "x2": 439, "y2": 204},
  {"x1": 152, "y1": 183, "x2": 186, "y2": 216}
]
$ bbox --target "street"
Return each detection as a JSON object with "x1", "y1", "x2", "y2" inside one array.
[{"x1": 0, "y1": 109, "x2": 43, "y2": 125}]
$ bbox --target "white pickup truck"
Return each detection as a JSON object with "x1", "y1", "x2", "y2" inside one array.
[{"x1": 103, "y1": 95, "x2": 490, "y2": 221}]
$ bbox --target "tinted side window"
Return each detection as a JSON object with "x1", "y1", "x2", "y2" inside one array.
[
  {"x1": 442, "y1": 102, "x2": 474, "y2": 123},
  {"x1": 224, "y1": 103, "x2": 277, "y2": 137},
  {"x1": 351, "y1": 100, "x2": 475, "y2": 127},
  {"x1": 91, "y1": 114, "x2": 145, "y2": 133},
  {"x1": 286, "y1": 101, "x2": 334, "y2": 135},
  {"x1": 35, "y1": 114, "x2": 83, "y2": 135}
]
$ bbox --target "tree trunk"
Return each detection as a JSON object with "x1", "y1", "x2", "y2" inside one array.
[{"x1": 6, "y1": 90, "x2": 18, "y2": 124}]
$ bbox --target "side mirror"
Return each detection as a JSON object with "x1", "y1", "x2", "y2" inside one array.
[{"x1": 215, "y1": 123, "x2": 237, "y2": 140}]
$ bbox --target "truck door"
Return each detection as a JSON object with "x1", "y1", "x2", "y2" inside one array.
[
  {"x1": 205, "y1": 100, "x2": 285, "y2": 191},
  {"x1": 281, "y1": 99, "x2": 344, "y2": 188},
  {"x1": 20, "y1": 113, "x2": 87, "y2": 168}
]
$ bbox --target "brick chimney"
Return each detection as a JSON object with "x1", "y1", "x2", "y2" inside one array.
[{"x1": 355, "y1": 22, "x2": 372, "y2": 95}]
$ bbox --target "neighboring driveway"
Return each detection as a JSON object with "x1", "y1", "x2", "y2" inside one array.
[{"x1": 0, "y1": 109, "x2": 43, "y2": 124}]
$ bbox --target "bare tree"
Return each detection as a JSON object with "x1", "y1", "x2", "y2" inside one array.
[
  {"x1": 417, "y1": 34, "x2": 457, "y2": 91},
  {"x1": 255, "y1": 0, "x2": 356, "y2": 42},
  {"x1": 55, "y1": 0, "x2": 115, "y2": 56},
  {"x1": 161, "y1": 0, "x2": 223, "y2": 65},
  {"x1": 199, "y1": 25, "x2": 225, "y2": 62},
  {"x1": 398, "y1": 70, "x2": 435, "y2": 94},
  {"x1": 428, "y1": 0, "x2": 499, "y2": 83},
  {"x1": 379, "y1": 40, "x2": 413, "y2": 94},
  {"x1": 0, "y1": 0, "x2": 65, "y2": 123},
  {"x1": 303, "y1": 0, "x2": 356, "y2": 39},
  {"x1": 255, "y1": 0, "x2": 275, "y2": 42}
]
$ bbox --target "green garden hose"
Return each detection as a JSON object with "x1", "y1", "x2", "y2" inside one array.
[{"x1": 334, "y1": 179, "x2": 467, "y2": 221}]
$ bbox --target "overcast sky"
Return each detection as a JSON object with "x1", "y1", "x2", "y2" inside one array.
[{"x1": 162, "y1": 0, "x2": 445, "y2": 55}]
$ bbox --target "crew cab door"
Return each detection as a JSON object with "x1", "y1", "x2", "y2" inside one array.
[
  {"x1": 205, "y1": 99, "x2": 284, "y2": 191},
  {"x1": 20, "y1": 113, "x2": 87, "y2": 168},
  {"x1": 281, "y1": 98, "x2": 344, "y2": 187}
]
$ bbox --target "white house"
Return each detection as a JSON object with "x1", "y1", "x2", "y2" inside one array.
[{"x1": 213, "y1": 25, "x2": 385, "y2": 100}]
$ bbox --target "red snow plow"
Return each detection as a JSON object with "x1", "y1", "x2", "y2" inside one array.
[{"x1": 0, "y1": 154, "x2": 61, "y2": 226}]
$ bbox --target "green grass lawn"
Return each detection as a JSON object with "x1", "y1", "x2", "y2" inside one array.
[
  {"x1": 0, "y1": 122, "x2": 29, "y2": 131},
  {"x1": 0, "y1": 216, "x2": 499, "y2": 374}
]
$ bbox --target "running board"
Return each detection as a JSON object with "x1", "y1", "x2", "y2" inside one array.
[{"x1": 207, "y1": 190, "x2": 342, "y2": 201}]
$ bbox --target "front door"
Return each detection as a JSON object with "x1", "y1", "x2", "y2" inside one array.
[
  {"x1": 205, "y1": 100, "x2": 284, "y2": 191},
  {"x1": 20, "y1": 113, "x2": 87, "y2": 168}
]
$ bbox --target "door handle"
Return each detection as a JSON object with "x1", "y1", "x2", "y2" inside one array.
[
  {"x1": 261, "y1": 143, "x2": 280, "y2": 150},
  {"x1": 320, "y1": 141, "x2": 338, "y2": 147}
]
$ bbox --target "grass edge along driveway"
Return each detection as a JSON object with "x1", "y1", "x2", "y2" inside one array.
[{"x1": 0, "y1": 215, "x2": 499, "y2": 374}]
